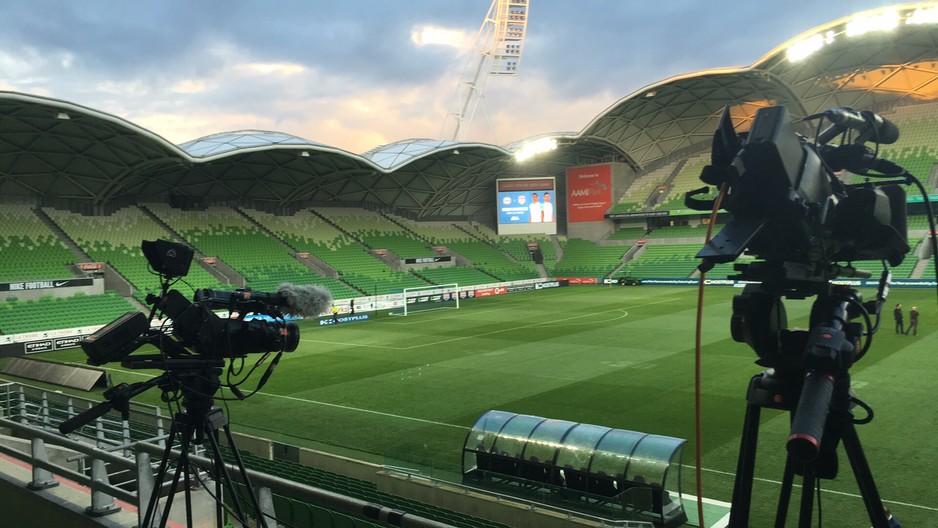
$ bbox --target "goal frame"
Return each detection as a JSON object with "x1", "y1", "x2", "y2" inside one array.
[{"x1": 390, "y1": 283, "x2": 460, "y2": 316}]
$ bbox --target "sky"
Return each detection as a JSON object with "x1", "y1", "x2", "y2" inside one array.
[{"x1": 0, "y1": 0, "x2": 903, "y2": 153}]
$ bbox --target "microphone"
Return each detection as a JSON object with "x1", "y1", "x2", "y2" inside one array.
[
  {"x1": 194, "y1": 283, "x2": 333, "y2": 317},
  {"x1": 814, "y1": 107, "x2": 899, "y2": 145},
  {"x1": 817, "y1": 144, "x2": 905, "y2": 175},
  {"x1": 277, "y1": 283, "x2": 333, "y2": 317}
]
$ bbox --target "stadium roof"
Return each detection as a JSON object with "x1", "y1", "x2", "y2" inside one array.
[
  {"x1": 3, "y1": 3, "x2": 938, "y2": 218},
  {"x1": 179, "y1": 131, "x2": 331, "y2": 158}
]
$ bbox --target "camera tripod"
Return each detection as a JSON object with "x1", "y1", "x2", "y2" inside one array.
[
  {"x1": 136, "y1": 362, "x2": 271, "y2": 528},
  {"x1": 729, "y1": 370, "x2": 889, "y2": 527},
  {"x1": 61, "y1": 358, "x2": 271, "y2": 528},
  {"x1": 726, "y1": 280, "x2": 892, "y2": 528}
]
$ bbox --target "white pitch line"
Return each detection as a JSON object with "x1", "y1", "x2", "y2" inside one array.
[
  {"x1": 552, "y1": 309, "x2": 629, "y2": 326},
  {"x1": 685, "y1": 464, "x2": 938, "y2": 512},
  {"x1": 398, "y1": 297, "x2": 679, "y2": 350},
  {"x1": 253, "y1": 392, "x2": 468, "y2": 430},
  {"x1": 380, "y1": 301, "x2": 523, "y2": 326},
  {"x1": 301, "y1": 298, "x2": 674, "y2": 351},
  {"x1": 71, "y1": 362, "x2": 468, "y2": 430},
  {"x1": 297, "y1": 338, "x2": 398, "y2": 350}
]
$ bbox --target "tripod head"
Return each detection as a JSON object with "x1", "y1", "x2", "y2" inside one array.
[
  {"x1": 58, "y1": 357, "x2": 225, "y2": 436},
  {"x1": 730, "y1": 275, "x2": 884, "y2": 475}
]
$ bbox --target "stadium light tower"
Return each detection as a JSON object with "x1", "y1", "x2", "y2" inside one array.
[{"x1": 442, "y1": 0, "x2": 530, "y2": 141}]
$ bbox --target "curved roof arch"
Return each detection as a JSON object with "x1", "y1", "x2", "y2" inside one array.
[
  {"x1": 4, "y1": 3, "x2": 938, "y2": 217},
  {"x1": 753, "y1": 2, "x2": 938, "y2": 114},
  {"x1": 579, "y1": 68, "x2": 808, "y2": 169},
  {"x1": 0, "y1": 91, "x2": 190, "y2": 204},
  {"x1": 362, "y1": 138, "x2": 461, "y2": 169},
  {"x1": 179, "y1": 130, "x2": 331, "y2": 158},
  {"x1": 578, "y1": 2, "x2": 938, "y2": 170}
]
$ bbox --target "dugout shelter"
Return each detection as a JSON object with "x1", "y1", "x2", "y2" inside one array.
[{"x1": 462, "y1": 410, "x2": 687, "y2": 527}]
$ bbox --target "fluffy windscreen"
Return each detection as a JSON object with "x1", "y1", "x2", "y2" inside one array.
[{"x1": 278, "y1": 283, "x2": 333, "y2": 317}]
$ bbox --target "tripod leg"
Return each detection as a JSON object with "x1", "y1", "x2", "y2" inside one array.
[
  {"x1": 160, "y1": 437, "x2": 191, "y2": 528},
  {"x1": 842, "y1": 422, "x2": 890, "y2": 528},
  {"x1": 184, "y1": 459, "x2": 194, "y2": 528},
  {"x1": 203, "y1": 425, "x2": 252, "y2": 527},
  {"x1": 729, "y1": 400, "x2": 761, "y2": 528},
  {"x1": 142, "y1": 421, "x2": 181, "y2": 528},
  {"x1": 220, "y1": 423, "x2": 272, "y2": 528},
  {"x1": 773, "y1": 455, "x2": 797, "y2": 528},
  {"x1": 213, "y1": 433, "x2": 224, "y2": 528},
  {"x1": 798, "y1": 465, "x2": 815, "y2": 528}
]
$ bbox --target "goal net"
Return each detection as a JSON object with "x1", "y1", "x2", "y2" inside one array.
[{"x1": 388, "y1": 284, "x2": 460, "y2": 316}]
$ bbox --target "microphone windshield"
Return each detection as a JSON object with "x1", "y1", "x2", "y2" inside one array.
[
  {"x1": 876, "y1": 118, "x2": 899, "y2": 145},
  {"x1": 277, "y1": 283, "x2": 333, "y2": 317}
]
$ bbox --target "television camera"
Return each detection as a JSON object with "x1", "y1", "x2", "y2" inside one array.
[
  {"x1": 58, "y1": 239, "x2": 331, "y2": 528},
  {"x1": 685, "y1": 104, "x2": 933, "y2": 527},
  {"x1": 80, "y1": 240, "x2": 333, "y2": 366}
]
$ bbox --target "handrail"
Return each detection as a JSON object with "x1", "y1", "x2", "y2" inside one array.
[
  {"x1": 0, "y1": 417, "x2": 138, "y2": 505},
  {"x1": 135, "y1": 442, "x2": 456, "y2": 528},
  {"x1": 0, "y1": 381, "x2": 658, "y2": 528},
  {"x1": 0, "y1": 416, "x2": 459, "y2": 528}
]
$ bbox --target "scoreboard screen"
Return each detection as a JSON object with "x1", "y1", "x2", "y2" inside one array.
[{"x1": 496, "y1": 177, "x2": 557, "y2": 235}]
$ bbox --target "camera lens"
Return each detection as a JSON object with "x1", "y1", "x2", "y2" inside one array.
[{"x1": 226, "y1": 320, "x2": 300, "y2": 356}]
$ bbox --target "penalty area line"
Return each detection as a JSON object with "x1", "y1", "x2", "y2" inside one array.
[
  {"x1": 380, "y1": 299, "x2": 529, "y2": 326},
  {"x1": 400, "y1": 297, "x2": 679, "y2": 350}
]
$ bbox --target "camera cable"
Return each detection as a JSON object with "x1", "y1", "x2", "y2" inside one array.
[{"x1": 693, "y1": 181, "x2": 728, "y2": 528}]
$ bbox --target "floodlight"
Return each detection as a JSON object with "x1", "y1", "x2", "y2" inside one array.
[
  {"x1": 514, "y1": 138, "x2": 557, "y2": 163},
  {"x1": 846, "y1": 9, "x2": 899, "y2": 37}
]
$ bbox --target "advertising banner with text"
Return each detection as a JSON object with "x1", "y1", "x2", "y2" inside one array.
[{"x1": 567, "y1": 164, "x2": 612, "y2": 222}]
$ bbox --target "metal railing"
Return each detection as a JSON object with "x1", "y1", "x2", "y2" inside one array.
[{"x1": 0, "y1": 381, "x2": 458, "y2": 528}]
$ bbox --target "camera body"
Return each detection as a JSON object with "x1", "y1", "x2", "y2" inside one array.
[
  {"x1": 160, "y1": 289, "x2": 299, "y2": 358},
  {"x1": 692, "y1": 105, "x2": 908, "y2": 281},
  {"x1": 80, "y1": 239, "x2": 301, "y2": 366}
]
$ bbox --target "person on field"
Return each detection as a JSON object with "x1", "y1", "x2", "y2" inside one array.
[
  {"x1": 894, "y1": 303, "x2": 904, "y2": 334},
  {"x1": 906, "y1": 306, "x2": 919, "y2": 336}
]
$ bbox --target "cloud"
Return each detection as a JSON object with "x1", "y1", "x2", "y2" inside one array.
[
  {"x1": 171, "y1": 79, "x2": 208, "y2": 94},
  {"x1": 462, "y1": 71, "x2": 619, "y2": 145},
  {"x1": 0, "y1": 0, "x2": 906, "y2": 155},
  {"x1": 239, "y1": 63, "x2": 307, "y2": 76}
]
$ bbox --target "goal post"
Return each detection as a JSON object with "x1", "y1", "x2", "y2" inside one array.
[{"x1": 388, "y1": 283, "x2": 460, "y2": 316}]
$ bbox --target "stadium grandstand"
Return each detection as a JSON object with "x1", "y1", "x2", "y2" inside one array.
[{"x1": 3, "y1": 4, "x2": 938, "y2": 527}]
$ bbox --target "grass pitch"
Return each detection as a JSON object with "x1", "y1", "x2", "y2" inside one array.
[{"x1": 8, "y1": 285, "x2": 938, "y2": 526}]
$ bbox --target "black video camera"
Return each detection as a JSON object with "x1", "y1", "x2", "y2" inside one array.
[
  {"x1": 81, "y1": 239, "x2": 300, "y2": 366},
  {"x1": 687, "y1": 105, "x2": 909, "y2": 282}
]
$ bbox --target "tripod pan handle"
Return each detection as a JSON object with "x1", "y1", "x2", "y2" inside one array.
[
  {"x1": 787, "y1": 371, "x2": 834, "y2": 461},
  {"x1": 58, "y1": 401, "x2": 114, "y2": 435}
]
